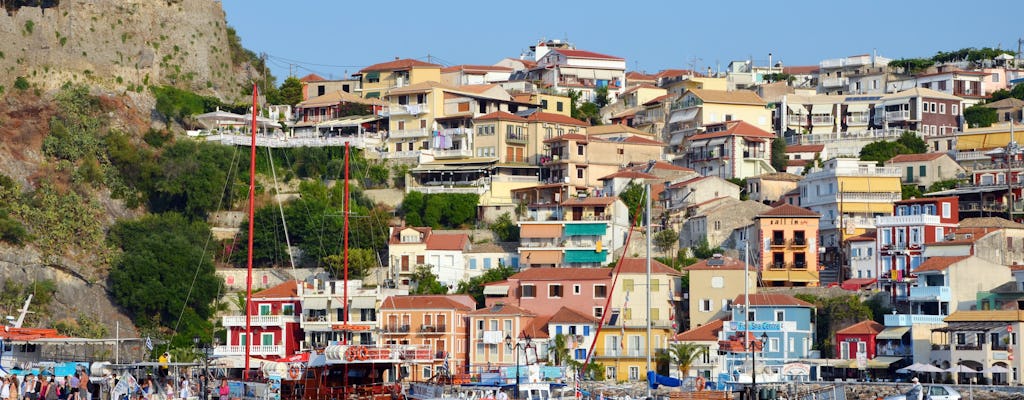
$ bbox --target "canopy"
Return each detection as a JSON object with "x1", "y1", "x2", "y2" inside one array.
[
  {"x1": 350, "y1": 296, "x2": 377, "y2": 309},
  {"x1": 668, "y1": 108, "x2": 698, "y2": 124},
  {"x1": 846, "y1": 104, "x2": 870, "y2": 113},
  {"x1": 304, "y1": 297, "x2": 328, "y2": 309},
  {"x1": 983, "y1": 365, "x2": 1011, "y2": 374},
  {"x1": 876, "y1": 327, "x2": 910, "y2": 340},
  {"x1": 317, "y1": 115, "x2": 381, "y2": 128},
  {"x1": 787, "y1": 103, "x2": 808, "y2": 114},
  {"x1": 946, "y1": 365, "x2": 979, "y2": 373},
  {"x1": 520, "y1": 224, "x2": 562, "y2": 239},
  {"x1": 483, "y1": 285, "x2": 510, "y2": 296}
]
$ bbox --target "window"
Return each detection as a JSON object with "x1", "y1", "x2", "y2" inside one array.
[
  {"x1": 469, "y1": 258, "x2": 477, "y2": 270},
  {"x1": 623, "y1": 279, "x2": 635, "y2": 292},
  {"x1": 420, "y1": 119, "x2": 427, "y2": 129},
  {"x1": 775, "y1": 310, "x2": 785, "y2": 321},
  {"x1": 931, "y1": 103, "x2": 937, "y2": 113},
  {"x1": 650, "y1": 279, "x2": 660, "y2": 292},
  {"x1": 541, "y1": 99, "x2": 549, "y2": 109},
  {"x1": 699, "y1": 299, "x2": 712, "y2": 312},
  {"x1": 261, "y1": 332, "x2": 274, "y2": 346},
  {"x1": 952, "y1": 104, "x2": 959, "y2": 115},
  {"x1": 577, "y1": 168, "x2": 584, "y2": 179},
  {"x1": 593, "y1": 307, "x2": 603, "y2": 318},
  {"x1": 628, "y1": 366, "x2": 640, "y2": 380},
  {"x1": 548, "y1": 284, "x2": 563, "y2": 298},
  {"x1": 594, "y1": 285, "x2": 607, "y2": 298},
  {"x1": 919, "y1": 165, "x2": 926, "y2": 178},
  {"x1": 711, "y1": 276, "x2": 724, "y2": 288},
  {"x1": 577, "y1": 145, "x2": 585, "y2": 156},
  {"x1": 457, "y1": 102, "x2": 470, "y2": 112},
  {"x1": 398, "y1": 95, "x2": 408, "y2": 105},
  {"x1": 557, "y1": 102, "x2": 564, "y2": 112},
  {"x1": 259, "y1": 304, "x2": 271, "y2": 316},
  {"x1": 939, "y1": 103, "x2": 946, "y2": 114},
  {"x1": 282, "y1": 304, "x2": 294, "y2": 316},
  {"x1": 522, "y1": 285, "x2": 536, "y2": 298},
  {"x1": 768, "y1": 338, "x2": 779, "y2": 352},
  {"x1": 573, "y1": 284, "x2": 581, "y2": 295}
]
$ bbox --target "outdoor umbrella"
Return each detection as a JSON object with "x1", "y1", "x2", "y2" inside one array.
[
  {"x1": 915, "y1": 364, "x2": 946, "y2": 373},
  {"x1": 982, "y1": 365, "x2": 1011, "y2": 374},
  {"x1": 946, "y1": 365, "x2": 979, "y2": 373}
]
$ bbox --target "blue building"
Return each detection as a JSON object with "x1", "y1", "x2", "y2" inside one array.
[{"x1": 719, "y1": 294, "x2": 816, "y2": 380}]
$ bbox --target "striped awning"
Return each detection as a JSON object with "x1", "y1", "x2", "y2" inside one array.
[{"x1": 483, "y1": 285, "x2": 510, "y2": 296}]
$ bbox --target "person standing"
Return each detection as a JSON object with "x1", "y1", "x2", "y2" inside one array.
[
  {"x1": 77, "y1": 371, "x2": 89, "y2": 400},
  {"x1": 177, "y1": 376, "x2": 189, "y2": 400},
  {"x1": 215, "y1": 379, "x2": 227, "y2": 400},
  {"x1": 907, "y1": 377, "x2": 923, "y2": 400},
  {"x1": 25, "y1": 374, "x2": 41, "y2": 400},
  {"x1": 2, "y1": 376, "x2": 13, "y2": 400}
]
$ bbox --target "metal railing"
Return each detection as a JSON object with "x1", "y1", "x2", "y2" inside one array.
[
  {"x1": 212, "y1": 345, "x2": 284, "y2": 356},
  {"x1": 222, "y1": 315, "x2": 298, "y2": 326},
  {"x1": 383, "y1": 324, "x2": 411, "y2": 333},
  {"x1": 389, "y1": 129, "x2": 430, "y2": 138},
  {"x1": 886, "y1": 110, "x2": 911, "y2": 121},
  {"x1": 381, "y1": 150, "x2": 422, "y2": 159},
  {"x1": 432, "y1": 148, "x2": 472, "y2": 158}
]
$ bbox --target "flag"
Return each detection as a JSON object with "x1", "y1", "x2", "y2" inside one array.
[
  {"x1": 621, "y1": 291, "x2": 630, "y2": 350},
  {"x1": 442, "y1": 351, "x2": 450, "y2": 375},
  {"x1": 145, "y1": 337, "x2": 153, "y2": 351}
]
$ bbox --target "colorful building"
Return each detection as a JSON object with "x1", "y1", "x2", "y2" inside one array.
[
  {"x1": 876, "y1": 196, "x2": 959, "y2": 295},
  {"x1": 754, "y1": 204, "x2": 822, "y2": 287},
  {"x1": 682, "y1": 255, "x2": 757, "y2": 330},
  {"x1": 379, "y1": 295, "x2": 475, "y2": 381},
  {"x1": 216, "y1": 281, "x2": 305, "y2": 359}
]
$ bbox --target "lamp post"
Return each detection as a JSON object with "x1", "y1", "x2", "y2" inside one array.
[
  {"x1": 751, "y1": 333, "x2": 768, "y2": 400},
  {"x1": 505, "y1": 334, "x2": 533, "y2": 400},
  {"x1": 193, "y1": 335, "x2": 210, "y2": 400}
]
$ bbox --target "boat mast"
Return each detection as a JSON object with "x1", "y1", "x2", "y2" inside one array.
[
  {"x1": 343, "y1": 143, "x2": 350, "y2": 341},
  {"x1": 645, "y1": 184, "x2": 652, "y2": 400},
  {"x1": 244, "y1": 83, "x2": 258, "y2": 379},
  {"x1": 744, "y1": 240, "x2": 750, "y2": 379}
]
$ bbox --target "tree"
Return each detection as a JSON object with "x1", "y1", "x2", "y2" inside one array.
[
  {"x1": 763, "y1": 73, "x2": 794, "y2": 84},
  {"x1": 108, "y1": 212, "x2": 222, "y2": 340},
  {"x1": 652, "y1": 229, "x2": 678, "y2": 256},
  {"x1": 619, "y1": 181, "x2": 646, "y2": 224},
  {"x1": 727, "y1": 178, "x2": 748, "y2": 200},
  {"x1": 691, "y1": 238, "x2": 723, "y2": 260},
  {"x1": 567, "y1": 89, "x2": 584, "y2": 121},
  {"x1": 149, "y1": 140, "x2": 235, "y2": 219},
  {"x1": 410, "y1": 265, "x2": 448, "y2": 294},
  {"x1": 927, "y1": 178, "x2": 961, "y2": 193},
  {"x1": 490, "y1": 213, "x2": 520, "y2": 242},
  {"x1": 895, "y1": 131, "x2": 927, "y2": 154},
  {"x1": 659, "y1": 342, "x2": 708, "y2": 378},
  {"x1": 367, "y1": 163, "x2": 390, "y2": 188},
  {"x1": 859, "y1": 140, "x2": 910, "y2": 166},
  {"x1": 888, "y1": 58, "x2": 935, "y2": 74},
  {"x1": 548, "y1": 334, "x2": 571, "y2": 366},
  {"x1": 577, "y1": 102, "x2": 601, "y2": 125},
  {"x1": 594, "y1": 86, "x2": 610, "y2": 108},
  {"x1": 770, "y1": 135, "x2": 788, "y2": 172},
  {"x1": 456, "y1": 263, "x2": 517, "y2": 308},
  {"x1": 322, "y1": 248, "x2": 377, "y2": 280},
  {"x1": 277, "y1": 76, "x2": 304, "y2": 107},
  {"x1": 797, "y1": 294, "x2": 873, "y2": 358},
  {"x1": 901, "y1": 184, "x2": 923, "y2": 200},
  {"x1": 400, "y1": 191, "x2": 425, "y2": 226},
  {"x1": 964, "y1": 105, "x2": 998, "y2": 128}
]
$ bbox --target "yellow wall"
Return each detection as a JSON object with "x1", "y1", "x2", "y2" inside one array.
[
  {"x1": 700, "y1": 103, "x2": 772, "y2": 133},
  {"x1": 411, "y1": 68, "x2": 442, "y2": 85},
  {"x1": 834, "y1": 176, "x2": 902, "y2": 192},
  {"x1": 691, "y1": 77, "x2": 727, "y2": 91},
  {"x1": 687, "y1": 269, "x2": 757, "y2": 328},
  {"x1": 594, "y1": 327, "x2": 673, "y2": 382},
  {"x1": 480, "y1": 180, "x2": 537, "y2": 207},
  {"x1": 757, "y1": 216, "x2": 820, "y2": 286},
  {"x1": 537, "y1": 94, "x2": 572, "y2": 116}
]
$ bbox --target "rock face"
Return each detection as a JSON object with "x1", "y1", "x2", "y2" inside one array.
[{"x1": 0, "y1": 0, "x2": 250, "y2": 101}]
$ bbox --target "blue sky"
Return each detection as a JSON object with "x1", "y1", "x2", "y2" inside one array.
[{"x1": 223, "y1": 0, "x2": 1022, "y2": 85}]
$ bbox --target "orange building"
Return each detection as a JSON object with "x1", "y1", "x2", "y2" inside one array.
[
  {"x1": 466, "y1": 302, "x2": 541, "y2": 374},
  {"x1": 754, "y1": 204, "x2": 822, "y2": 287},
  {"x1": 380, "y1": 295, "x2": 475, "y2": 381}
]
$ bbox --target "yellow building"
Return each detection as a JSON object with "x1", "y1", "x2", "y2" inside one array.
[
  {"x1": 596, "y1": 259, "x2": 681, "y2": 382},
  {"x1": 543, "y1": 130, "x2": 665, "y2": 188},
  {"x1": 754, "y1": 204, "x2": 822, "y2": 287},
  {"x1": 665, "y1": 89, "x2": 771, "y2": 163},
  {"x1": 473, "y1": 111, "x2": 543, "y2": 219},
  {"x1": 956, "y1": 121, "x2": 1024, "y2": 158},
  {"x1": 355, "y1": 58, "x2": 442, "y2": 99},
  {"x1": 682, "y1": 255, "x2": 757, "y2": 330}
]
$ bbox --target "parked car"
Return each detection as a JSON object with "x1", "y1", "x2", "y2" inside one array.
[{"x1": 884, "y1": 385, "x2": 961, "y2": 400}]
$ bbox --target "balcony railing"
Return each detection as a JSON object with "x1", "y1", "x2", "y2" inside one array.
[
  {"x1": 992, "y1": 343, "x2": 1010, "y2": 351},
  {"x1": 742, "y1": 151, "x2": 767, "y2": 159},
  {"x1": 213, "y1": 345, "x2": 284, "y2": 357},
  {"x1": 382, "y1": 150, "x2": 422, "y2": 159},
  {"x1": 389, "y1": 129, "x2": 430, "y2": 139},
  {"x1": 955, "y1": 344, "x2": 982, "y2": 351},
  {"x1": 787, "y1": 115, "x2": 807, "y2": 125},
  {"x1": 846, "y1": 114, "x2": 870, "y2": 125},
  {"x1": 770, "y1": 238, "x2": 787, "y2": 247},
  {"x1": 770, "y1": 262, "x2": 786, "y2": 270},
  {"x1": 432, "y1": 148, "x2": 472, "y2": 159},
  {"x1": 907, "y1": 286, "x2": 951, "y2": 302},
  {"x1": 875, "y1": 214, "x2": 941, "y2": 227},
  {"x1": 419, "y1": 324, "x2": 447, "y2": 333},
  {"x1": 821, "y1": 77, "x2": 849, "y2": 88},
  {"x1": 960, "y1": 201, "x2": 1009, "y2": 212},
  {"x1": 383, "y1": 324, "x2": 411, "y2": 333},
  {"x1": 790, "y1": 237, "x2": 808, "y2": 247},
  {"x1": 811, "y1": 115, "x2": 834, "y2": 126},
  {"x1": 506, "y1": 132, "x2": 528, "y2": 144},
  {"x1": 386, "y1": 104, "x2": 429, "y2": 116},
  {"x1": 222, "y1": 315, "x2": 298, "y2": 327},
  {"x1": 791, "y1": 262, "x2": 808, "y2": 270},
  {"x1": 441, "y1": 127, "x2": 471, "y2": 136},
  {"x1": 886, "y1": 110, "x2": 912, "y2": 121}
]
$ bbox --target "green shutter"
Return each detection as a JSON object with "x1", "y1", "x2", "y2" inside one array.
[
  {"x1": 563, "y1": 223, "x2": 607, "y2": 236},
  {"x1": 365, "y1": 71, "x2": 380, "y2": 80},
  {"x1": 365, "y1": 92, "x2": 380, "y2": 99}
]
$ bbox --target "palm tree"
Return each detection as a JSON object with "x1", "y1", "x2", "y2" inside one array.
[
  {"x1": 661, "y1": 342, "x2": 708, "y2": 378},
  {"x1": 548, "y1": 334, "x2": 571, "y2": 366}
]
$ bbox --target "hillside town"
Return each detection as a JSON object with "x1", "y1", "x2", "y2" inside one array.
[{"x1": 187, "y1": 38, "x2": 1024, "y2": 390}]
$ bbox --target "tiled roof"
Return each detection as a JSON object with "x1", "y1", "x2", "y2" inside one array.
[
  {"x1": 610, "y1": 109, "x2": 638, "y2": 119},
  {"x1": 543, "y1": 132, "x2": 589, "y2": 144},
  {"x1": 510, "y1": 267, "x2": 612, "y2": 281},
  {"x1": 253, "y1": 280, "x2": 306, "y2": 299},
  {"x1": 616, "y1": 257, "x2": 681, "y2": 276},
  {"x1": 296, "y1": 90, "x2": 387, "y2": 108},
  {"x1": 526, "y1": 112, "x2": 589, "y2": 126},
  {"x1": 913, "y1": 256, "x2": 971, "y2": 273},
  {"x1": 836, "y1": 320, "x2": 884, "y2": 335},
  {"x1": 425, "y1": 233, "x2": 469, "y2": 251},
  {"x1": 753, "y1": 172, "x2": 803, "y2": 182},
  {"x1": 885, "y1": 87, "x2": 964, "y2": 102},
  {"x1": 441, "y1": 65, "x2": 513, "y2": 73},
  {"x1": 643, "y1": 94, "x2": 673, "y2": 106},
  {"x1": 945, "y1": 310, "x2": 1024, "y2": 322},
  {"x1": 389, "y1": 226, "x2": 432, "y2": 245},
  {"x1": 787, "y1": 159, "x2": 812, "y2": 167},
  {"x1": 0, "y1": 327, "x2": 68, "y2": 341},
  {"x1": 299, "y1": 73, "x2": 326, "y2": 82},
  {"x1": 846, "y1": 230, "x2": 877, "y2": 242},
  {"x1": 887, "y1": 152, "x2": 947, "y2": 163},
  {"x1": 626, "y1": 71, "x2": 658, "y2": 81},
  {"x1": 786, "y1": 144, "x2": 825, "y2": 153},
  {"x1": 958, "y1": 217, "x2": 1024, "y2": 229},
  {"x1": 553, "y1": 49, "x2": 624, "y2": 61},
  {"x1": 687, "y1": 89, "x2": 766, "y2": 106},
  {"x1": 381, "y1": 295, "x2": 476, "y2": 311},
  {"x1": 683, "y1": 255, "x2": 747, "y2": 271},
  {"x1": 782, "y1": 66, "x2": 819, "y2": 75},
  {"x1": 548, "y1": 306, "x2": 598, "y2": 324},
  {"x1": 733, "y1": 293, "x2": 814, "y2": 307},
  {"x1": 599, "y1": 171, "x2": 659, "y2": 181},
  {"x1": 669, "y1": 176, "x2": 710, "y2": 188},
  {"x1": 359, "y1": 58, "x2": 441, "y2": 73},
  {"x1": 628, "y1": 161, "x2": 694, "y2": 172},
  {"x1": 674, "y1": 318, "x2": 725, "y2": 342},
  {"x1": 475, "y1": 111, "x2": 527, "y2": 122},
  {"x1": 757, "y1": 204, "x2": 820, "y2": 218},
  {"x1": 454, "y1": 84, "x2": 500, "y2": 94},
  {"x1": 562, "y1": 196, "x2": 617, "y2": 207},
  {"x1": 981, "y1": 98, "x2": 1024, "y2": 109},
  {"x1": 468, "y1": 302, "x2": 535, "y2": 316},
  {"x1": 656, "y1": 69, "x2": 703, "y2": 78},
  {"x1": 522, "y1": 316, "x2": 551, "y2": 339},
  {"x1": 621, "y1": 84, "x2": 662, "y2": 95},
  {"x1": 689, "y1": 120, "x2": 775, "y2": 141},
  {"x1": 616, "y1": 136, "x2": 664, "y2": 145}
]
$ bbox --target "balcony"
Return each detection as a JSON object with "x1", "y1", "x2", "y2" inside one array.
[
  {"x1": 742, "y1": 150, "x2": 767, "y2": 159},
  {"x1": 506, "y1": 132, "x2": 528, "y2": 144},
  {"x1": 386, "y1": 104, "x2": 429, "y2": 116},
  {"x1": 790, "y1": 237, "x2": 808, "y2": 247},
  {"x1": 811, "y1": 115, "x2": 834, "y2": 126},
  {"x1": 846, "y1": 114, "x2": 870, "y2": 126},
  {"x1": 875, "y1": 214, "x2": 941, "y2": 227},
  {"x1": 382, "y1": 150, "x2": 422, "y2": 159},
  {"x1": 886, "y1": 110, "x2": 912, "y2": 122},
  {"x1": 383, "y1": 324, "x2": 411, "y2": 334},
  {"x1": 390, "y1": 129, "x2": 430, "y2": 139},
  {"x1": 419, "y1": 325, "x2": 447, "y2": 334},
  {"x1": 884, "y1": 313, "x2": 946, "y2": 326},
  {"x1": 960, "y1": 201, "x2": 1009, "y2": 212},
  {"x1": 222, "y1": 315, "x2": 298, "y2": 327},
  {"x1": 769, "y1": 262, "x2": 786, "y2": 270},
  {"x1": 213, "y1": 345, "x2": 285, "y2": 357},
  {"x1": 821, "y1": 77, "x2": 849, "y2": 88},
  {"x1": 432, "y1": 148, "x2": 472, "y2": 159},
  {"x1": 787, "y1": 115, "x2": 807, "y2": 125},
  {"x1": 770, "y1": 238, "x2": 787, "y2": 248},
  {"x1": 791, "y1": 262, "x2": 808, "y2": 270},
  {"x1": 907, "y1": 286, "x2": 951, "y2": 302},
  {"x1": 441, "y1": 127, "x2": 471, "y2": 136}
]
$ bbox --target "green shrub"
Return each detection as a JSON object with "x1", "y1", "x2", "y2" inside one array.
[
  {"x1": 24, "y1": 20, "x2": 34, "y2": 35},
  {"x1": 13, "y1": 76, "x2": 29, "y2": 91}
]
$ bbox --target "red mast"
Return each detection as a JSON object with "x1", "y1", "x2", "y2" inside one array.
[
  {"x1": 343, "y1": 144, "x2": 350, "y2": 335},
  {"x1": 244, "y1": 83, "x2": 258, "y2": 379}
]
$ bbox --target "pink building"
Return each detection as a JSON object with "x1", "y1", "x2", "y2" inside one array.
[{"x1": 216, "y1": 280, "x2": 305, "y2": 360}]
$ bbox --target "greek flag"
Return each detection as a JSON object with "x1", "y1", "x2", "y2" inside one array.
[{"x1": 145, "y1": 337, "x2": 153, "y2": 351}]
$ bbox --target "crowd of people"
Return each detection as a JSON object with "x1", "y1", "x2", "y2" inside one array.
[{"x1": 0, "y1": 369, "x2": 230, "y2": 400}]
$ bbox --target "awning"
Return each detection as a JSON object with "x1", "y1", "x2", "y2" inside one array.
[
  {"x1": 669, "y1": 133, "x2": 685, "y2": 146},
  {"x1": 838, "y1": 356, "x2": 904, "y2": 369},
  {"x1": 521, "y1": 250, "x2": 562, "y2": 265},
  {"x1": 669, "y1": 108, "x2": 698, "y2": 124},
  {"x1": 317, "y1": 115, "x2": 381, "y2": 128},
  {"x1": 365, "y1": 91, "x2": 380, "y2": 99},
  {"x1": 787, "y1": 104, "x2": 808, "y2": 114},
  {"x1": 698, "y1": 137, "x2": 728, "y2": 148},
  {"x1": 564, "y1": 249, "x2": 608, "y2": 263},
  {"x1": 520, "y1": 224, "x2": 563, "y2": 238},
  {"x1": 876, "y1": 327, "x2": 910, "y2": 340},
  {"x1": 305, "y1": 297, "x2": 328, "y2": 309},
  {"x1": 564, "y1": 223, "x2": 607, "y2": 236},
  {"x1": 364, "y1": 71, "x2": 380, "y2": 80},
  {"x1": 483, "y1": 285, "x2": 510, "y2": 296},
  {"x1": 350, "y1": 296, "x2": 376, "y2": 309},
  {"x1": 745, "y1": 137, "x2": 766, "y2": 143},
  {"x1": 846, "y1": 104, "x2": 870, "y2": 113}
]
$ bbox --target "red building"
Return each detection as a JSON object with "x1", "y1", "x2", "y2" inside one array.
[
  {"x1": 215, "y1": 280, "x2": 306, "y2": 360},
  {"x1": 876, "y1": 196, "x2": 959, "y2": 289},
  {"x1": 835, "y1": 319, "x2": 883, "y2": 359}
]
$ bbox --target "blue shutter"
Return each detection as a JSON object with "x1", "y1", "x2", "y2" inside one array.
[
  {"x1": 556, "y1": 326, "x2": 563, "y2": 335},
  {"x1": 469, "y1": 258, "x2": 477, "y2": 270},
  {"x1": 583, "y1": 326, "x2": 590, "y2": 336},
  {"x1": 484, "y1": 258, "x2": 492, "y2": 269}
]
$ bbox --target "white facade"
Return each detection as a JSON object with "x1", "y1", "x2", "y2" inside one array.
[{"x1": 848, "y1": 238, "x2": 878, "y2": 280}]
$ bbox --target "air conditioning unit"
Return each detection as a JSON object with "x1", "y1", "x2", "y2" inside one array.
[
  {"x1": 964, "y1": 233, "x2": 973, "y2": 239},
  {"x1": 944, "y1": 233, "x2": 956, "y2": 241}
]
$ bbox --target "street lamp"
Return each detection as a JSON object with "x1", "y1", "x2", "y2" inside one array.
[
  {"x1": 193, "y1": 335, "x2": 210, "y2": 400},
  {"x1": 751, "y1": 333, "x2": 768, "y2": 400},
  {"x1": 505, "y1": 333, "x2": 534, "y2": 400}
]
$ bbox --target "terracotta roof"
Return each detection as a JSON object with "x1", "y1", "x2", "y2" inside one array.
[
  {"x1": 510, "y1": 267, "x2": 612, "y2": 281},
  {"x1": 468, "y1": 302, "x2": 536, "y2": 316},
  {"x1": 526, "y1": 112, "x2": 590, "y2": 126},
  {"x1": 299, "y1": 73, "x2": 326, "y2": 82},
  {"x1": 553, "y1": 49, "x2": 624, "y2": 61},
  {"x1": 782, "y1": 66, "x2": 819, "y2": 75},
  {"x1": 610, "y1": 109, "x2": 638, "y2": 119},
  {"x1": 543, "y1": 132, "x2": 589, "y2": 144},
  {"x1": 958, "y1": 217, "x2": 1024, "y2": 229},
  {"x1": 887, "y1": 152, "x2": 947, "y2": 163},
  {"x1": 786, "y1": 144, "x2": 825, "y2": 153},
  {"x1": 674, "y1": 318, "x2": 725, "y2": 342},
  {"x1": 628, "y1": 161, "x2": 694, "y2": 172},
  {"x1": 687, "y1": 89, "x2": 766, "y2": 106},
  {"x1": 982, "y1": 98, "x2": 1024, "y2": 109},
  {"x1": 253, "y1": 280, "x2": 306, "y2": 299},
  {"x1": 475, "y1": 111, "x2": 527, "y2": 122},
  {"x1": 626, "y1": 71, "x2": 658, "y2": 81},
  {"x1": 599, "y1": 170, "x2": 659, "y2": 181},
  {"x1": 913, "y1": 256, "x2": 971, "y2": 273},
  {"x1": 669, "y1": 176, "x2": 710, "y2": 188},
  {"x1": 297, "y1": 90, "x2": 387, "y2": 108},
  {"x1": 836, "y1": 320, "x2": 884, "y2": 336},
  {"x1": 562, "y1": 196, "x2": 617, "y2": 207},
  {"x1": 425, "y1": 233, "x2": 470, "y2": 251},
  {"x1": 846, "y1": 230, "x2": 877, "y2": 242},
  {"x1": 441, "y1": 65, "x2": 513, "y2": 73},
  {"x1": 621, "y1": 84, "x2": 662, "y2": 95},
  {"x1": 656, "y1": 69, "x2": 703, "y2": 78},
  {"x1": 522, "y1": 316, "x2": 550, "y2": 339},
  {"x1": 753, "y1": 172, "x2": 803, "y2": 182},
  {"x1": 616, "y1": 257, "x2": 681, "y2": 276},
  {"x1": 757, "y1": 204, "x2": 820, "y2": 218},
  {"x1": 0, "y1": 327, "x2": 68, "y2": 341},
  {"x1": 689, "y1": 120, "x2": 775, "y2": 141},
  {"x1": 733, "y1": 293, "x2": 814, "y2": 307},
  {"x1": 643, "y1": 94, "x2": 673, "y2": 106},
  {"x1": 616, "y1": 136, "x2": 664, "y2": 145},
  {"x1": 359, "y1": 58, "x2": 441, "y2": 73},
  {"x1": 682, "y1": 255, "x2": 748, "y2": 271},
  {"x1": 381, "y1": 295, "x2": 476, "y2": 311},
  {"x1": 389, "y1": 226, "x2": 432, "y2": 245},
  {"x1": 454, "y1": 84, "x2": 500, "y2": 94},
  {"x1": 547, "y1": 306, "x2": 598, "y2": 324},
  {"x1": 787, "y1": 159, "x2": 812, "y2": 167}
]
